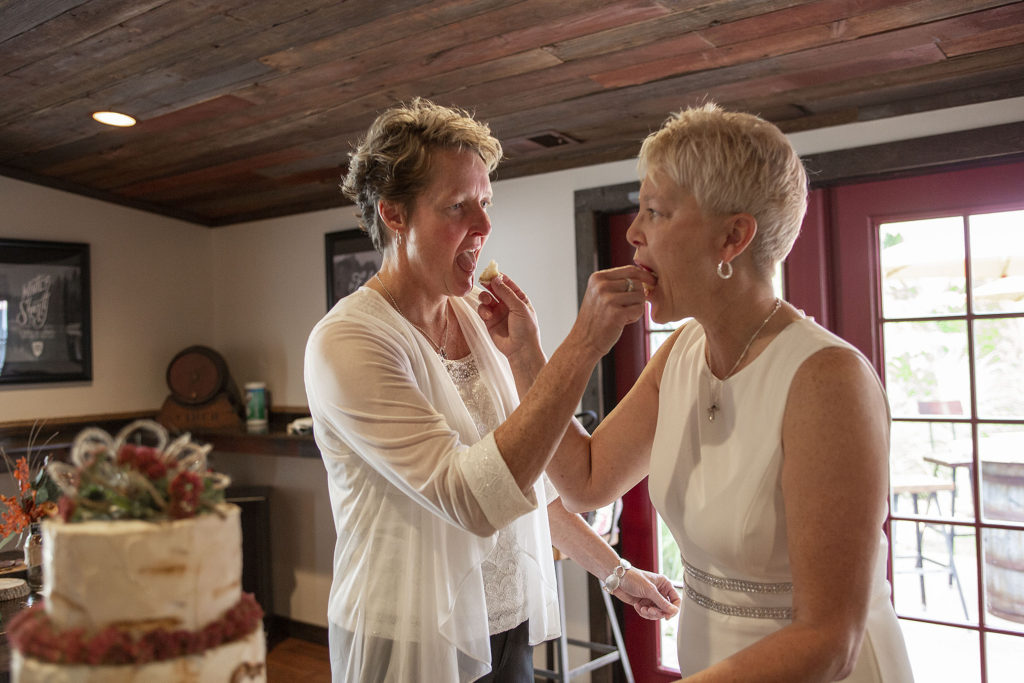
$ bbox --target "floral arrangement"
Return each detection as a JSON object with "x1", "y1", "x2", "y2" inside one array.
[
  {"x1": 8, "y1": 593, "x2": 263, "y2": 665},
  {"x1": 46, "y1": 420, "x2": 231, "y2": 523},
  {"x1": 0, "y1": 426, "x2": 61, "y2": 550}
]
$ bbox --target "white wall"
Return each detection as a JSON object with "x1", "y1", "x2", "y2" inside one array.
[
  {"x1": 0, "y1": 176, "x2": 214, "y2": 421},
  {"x1": 1, "y1": 98, "x2": 1022, "y2": 660},
  {"x1": 208, "y1": 209, "x2": 343, "y2": 407}
]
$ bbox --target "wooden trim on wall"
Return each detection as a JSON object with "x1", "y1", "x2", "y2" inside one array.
[
  {"x1": 0, "y1": 411, "x2": 157, "y2": 459},
  {"x1": 0, "y1": 411, "x2": 154, "y2": 432},
  {"x1": 0, "y1": 409, "x2": 320, "y2": 462},
  {"x1": 802, "y1": 120, "x2": 1024, "y2": 189},
  {"x1": 574, "y1": 181, "x2": 639, "y2": 421},
  {"x1": 784, "y1": 188, "x2": 834, "y2": 329}
]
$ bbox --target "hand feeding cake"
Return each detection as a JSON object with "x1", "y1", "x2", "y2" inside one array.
[{"x1": 8, "y1": 420, "x2": 266, "y2": 683}]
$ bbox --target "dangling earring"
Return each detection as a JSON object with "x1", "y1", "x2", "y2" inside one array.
[
  {"x1": 378, "y1": 202, "x2": 404, "y2": 249},
  {"x1": 717, "y1": 260, "x2": 733, "y2": 279}
]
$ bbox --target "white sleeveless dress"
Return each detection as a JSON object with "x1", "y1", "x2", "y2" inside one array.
[{"x1": 648, "y1": 318, "x2": 914, "y2": 681}]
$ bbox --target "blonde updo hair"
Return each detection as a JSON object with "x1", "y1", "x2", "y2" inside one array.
[
  {"x1": 341, "y1": 98, "x2": 503, "y2": 252},
  {"x1": 638, "y1": 103, "x2": 808, "y2": 272}
]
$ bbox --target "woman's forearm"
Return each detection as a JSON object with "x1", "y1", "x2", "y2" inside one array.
[
  {"x1": 488, "y1": 265, "x2": 653, "y2": 494},
  {"x1": 546, "y1": 497, "x2": 621, "y2": 579},
  {"x1": 494, "y1": 333, "x2": 605, "y2": 491}
]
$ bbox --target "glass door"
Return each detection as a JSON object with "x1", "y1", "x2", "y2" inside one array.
[
  {"x1": 827, "y1": 160, "x2": 1024, "y2": 682},
  {"x1": 879, "y1": 209, "x2": 1024, "y2": 682}
]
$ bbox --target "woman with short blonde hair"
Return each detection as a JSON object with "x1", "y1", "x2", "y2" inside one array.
[
  {"x1": 500, "y1": 103, "x2": 914, "y2": 681},
  {"x1": 638, "y1": 102, "x2": 808, "y2": 273}
]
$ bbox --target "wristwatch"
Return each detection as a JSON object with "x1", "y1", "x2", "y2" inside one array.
[{"x1": 601, "y1": 558, "x2": 632, "y2": 593}]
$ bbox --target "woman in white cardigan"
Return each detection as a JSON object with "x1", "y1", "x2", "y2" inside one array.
[{"x1": 304, "y1": 98, "x2": 676, "y2": 682}]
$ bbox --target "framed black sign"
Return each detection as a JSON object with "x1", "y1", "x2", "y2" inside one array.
[
  {"x1": 0, "y1": 239, "x2": 92, "y2": 384},
  {"x1": 325, "y1": 228, "x2": 381, "y2": 310}
]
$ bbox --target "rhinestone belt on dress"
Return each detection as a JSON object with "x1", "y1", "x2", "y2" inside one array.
[{"x1": 682, "y1": 558, "x2": 794, "y2": 620}]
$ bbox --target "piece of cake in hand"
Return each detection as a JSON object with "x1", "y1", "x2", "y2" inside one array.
[
  {"x1": 8, "y1": 419, "x2": 266, "y2": 683},
  {"x1": 479, "y1": 259, "x2": 501, "y2": 286}
]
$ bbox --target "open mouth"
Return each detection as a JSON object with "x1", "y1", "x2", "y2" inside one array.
[{"x1": 456, "y1": 249, "x2": 478, "y2": 274}]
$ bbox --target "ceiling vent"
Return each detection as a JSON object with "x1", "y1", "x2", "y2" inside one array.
[{"x1": 526, "y1": 130, "x2": 581, "y2": 148}]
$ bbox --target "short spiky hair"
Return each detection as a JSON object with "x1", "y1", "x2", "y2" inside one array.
[
  {"x1": 638, "y1": 103, "x2": 808, "y2": 272},
  {"x1": 340, "y1": 98, "x2": 503, "y2": 252}
]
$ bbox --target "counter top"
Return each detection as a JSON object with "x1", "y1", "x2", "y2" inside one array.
[
  {"x1": 193, "y1": 425, "x2": 319, "y2": 459},
  {"x1": 0, "y1": 412, "x2": 321, "y2": 464}
]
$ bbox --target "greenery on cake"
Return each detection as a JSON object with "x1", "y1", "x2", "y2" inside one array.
[
  {"x1": 46, "y1": 420, "x2": 231, "y2": 523},
  {"x1": 8, "y1": 594, "x2": 263, "y2": 665}
]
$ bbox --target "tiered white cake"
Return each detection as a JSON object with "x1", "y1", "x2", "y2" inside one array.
[{"x1": 8, "y1": 421, "x2": 266, "y2": 682}]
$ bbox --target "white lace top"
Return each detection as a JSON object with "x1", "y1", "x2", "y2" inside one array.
[{"x1": 444, "y1": 352, "x2": 537, "y2": 634}]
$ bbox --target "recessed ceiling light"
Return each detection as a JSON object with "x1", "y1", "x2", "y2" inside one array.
[{"x1": 92, "y1": 111, "x2": 136, "y2": 127}]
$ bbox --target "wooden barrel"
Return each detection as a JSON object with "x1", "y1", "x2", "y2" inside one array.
[
  {"x1": 165, "y1": 345, "x2": 236, "y2": 405},
  {"x1": 982, "y1": 461, "x2": 1024, "y2": 624}
]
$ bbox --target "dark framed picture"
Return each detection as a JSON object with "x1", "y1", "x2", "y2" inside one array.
[
  {"x1": 325, "y1": 228, "x2": 382, "y2": 310},
  {"x1": 0, "y1": 239, "x2": 92, "y2": 385}
]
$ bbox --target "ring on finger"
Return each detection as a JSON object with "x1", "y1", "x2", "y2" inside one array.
[{"x1": 625, "y1": 278, "x2": 634, "y2": 293}]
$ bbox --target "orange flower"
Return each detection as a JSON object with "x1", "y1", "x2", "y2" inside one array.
[
  {"x1": 34, "y1": 501, "x2": 58, "y2": 520},
  {"x1": 13, "y1": 458, "x2": 30, "y2": 495},
  {"x1": 0, "y1": 456, "x2": 59, "y2": 544},
  {"x1": 0, "y1": 493, "x2": 31, "y2": 537}
]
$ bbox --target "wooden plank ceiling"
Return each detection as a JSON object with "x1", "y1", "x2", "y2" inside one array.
[{"x1": 1, "y1": 0, "x2": 1023, "y2": 227}]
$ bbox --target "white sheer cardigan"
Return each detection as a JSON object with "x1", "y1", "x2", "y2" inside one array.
[{"x1": 304, "y1": 286, "x2": 560, "y2": 682}]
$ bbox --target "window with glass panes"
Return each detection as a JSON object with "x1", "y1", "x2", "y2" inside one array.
[{"x1": 879, "y1": 209, "x2": 1024, "y2": 682}]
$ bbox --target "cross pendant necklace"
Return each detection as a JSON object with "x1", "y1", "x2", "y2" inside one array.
[{"x1": 706, "y1": 298, "x2": 781, "y2": 422}]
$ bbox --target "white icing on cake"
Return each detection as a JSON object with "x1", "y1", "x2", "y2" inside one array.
[
  {"x1": 12, "y1": 624, "x2": 266, "y2": 682},
  {"x1": 42, "y1": 504, "x2": 242, "y2": 633},
  {"x1": 13, "y1": 503, "x2": 265, "y2": 683}
]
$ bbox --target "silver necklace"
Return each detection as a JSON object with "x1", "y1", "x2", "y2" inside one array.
[
  {"x1": 707, "y1": 298, "x2": 781, "y2": 422},
  {"x1": 375, "y1": 273, "x2": 449, "y2": 359}
]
